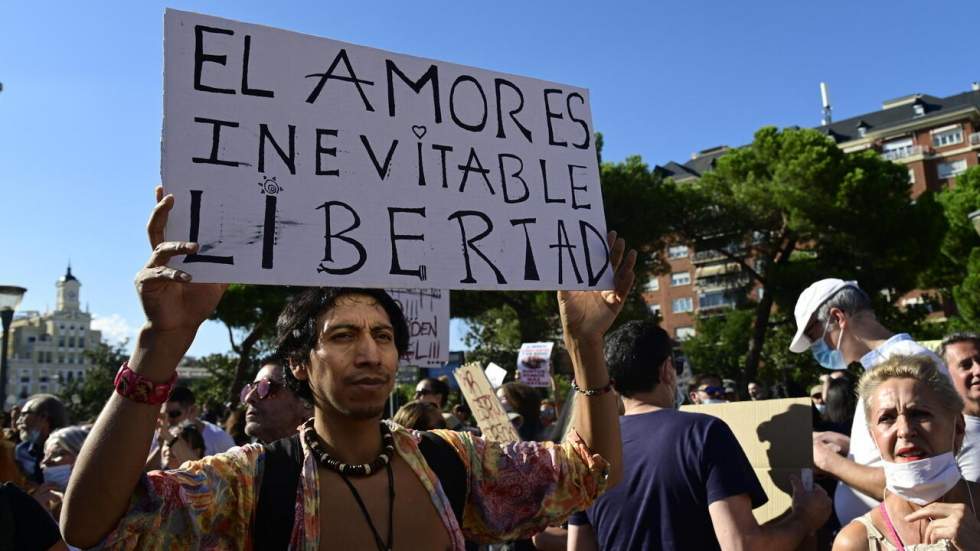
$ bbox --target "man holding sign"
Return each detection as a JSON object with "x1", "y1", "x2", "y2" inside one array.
[{"x1": 60, "y1": 187, "x2": 632, "y2": 549}]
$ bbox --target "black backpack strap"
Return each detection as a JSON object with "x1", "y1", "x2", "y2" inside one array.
[
  {"x1": 418, "y1": 431, "x2": 468, "y2": 527},
  {"x1": 254, "y1": 434, "x2": 303, "y2": 551}
]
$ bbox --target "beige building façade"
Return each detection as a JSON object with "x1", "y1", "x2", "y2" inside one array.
[{"x1": 4, "y1": 266, "x2": 102, "y2": 404}]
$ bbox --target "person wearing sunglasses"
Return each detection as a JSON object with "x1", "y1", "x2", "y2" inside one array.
[
  {"x1": 160, "y1": 422, "x2": 206, "y2": 470},
  {"x1": 688, "y1": 374, "x2": 728, "y2": 405},
  {"x1": 414, "y1": 377, "x2": 450, "y2": 409},
  {"x1": 242, "y1": 357, "x2": 313, "y2": 444},
  {"x1": 162, "y1": 386, "x2": 235, "y2": 457}
]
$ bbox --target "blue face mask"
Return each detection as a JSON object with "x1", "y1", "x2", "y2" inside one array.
[{"x1": 810, "y1": 320, "x2": 848, "y2": 371}]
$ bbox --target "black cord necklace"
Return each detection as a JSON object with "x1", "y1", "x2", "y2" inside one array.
[
  {"x1": 302, "y1": 419, "x2": 396, "y2": 550},
  {"x1": 337, "y1": 461, "x2": 395, "y2": 551}
]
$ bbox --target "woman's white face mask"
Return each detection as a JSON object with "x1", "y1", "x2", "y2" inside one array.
[{"x1": 875, "y1": 416, "x2": 962, "y2": 506}]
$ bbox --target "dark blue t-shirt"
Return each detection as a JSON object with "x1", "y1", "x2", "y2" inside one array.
[{"x1": 568, "y1": 409, "x2": 767, "y2": 551}]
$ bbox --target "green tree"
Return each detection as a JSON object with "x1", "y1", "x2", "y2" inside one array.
[
  {"x1": 681, "y1": 308, "x2": 753, "y2": 383},
  {"x1": 60, "y1": 341, "x2": 128, "y2": 423},
  {"x1": 187, "y1": 353, "x2": 239, "y2": 412},
  {"x1": 931, "y1": 166, "x2": 980, "y2": 328},
  {"x1": 210, "y1": 284, "x2": 292, "y2": 408},
  {"x1": 670, "y1": 126, "x2": 946, "y2": 385}
]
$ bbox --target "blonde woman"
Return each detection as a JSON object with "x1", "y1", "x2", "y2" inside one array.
[{"x1": 834, "y1": 355, "x2": 980, "y2": 550}]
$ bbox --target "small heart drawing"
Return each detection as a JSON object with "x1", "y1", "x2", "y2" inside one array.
[{"x1": 412, "y1": 125, "x2": 427, "y2": 139}]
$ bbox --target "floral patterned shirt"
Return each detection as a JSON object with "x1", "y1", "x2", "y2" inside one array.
[{"x1": 95, "y1": 422, "x2": 608, "y2": 550}]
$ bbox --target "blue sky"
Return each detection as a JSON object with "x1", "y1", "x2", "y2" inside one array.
[{"x1": 2, "y1": 0, "x2": 978, "y2": 357}]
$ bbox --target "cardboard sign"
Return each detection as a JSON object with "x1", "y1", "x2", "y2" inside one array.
[
  {"x1": 162, "y1": 10, "x2": 612, "y2": 291},
  {"x1": 387, "y1": 288, "x2": 448, "y2": 367},
  {"x1": 454, "y1": 362, "x2": 520, "y2": 443},
  {"x1": 517, "y1": 341, "x2": 554, "y2": 388},
  {"x1": 682, "y1": 398, "x2": 813, "y2": 524}
]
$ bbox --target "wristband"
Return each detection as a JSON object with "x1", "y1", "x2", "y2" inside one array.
[
  {"x1": 571, "y1": 378, "x2": 616, "y2": 396},
  {"x1": 114, "y1": 362, "x2": 177, "y2": 405}
]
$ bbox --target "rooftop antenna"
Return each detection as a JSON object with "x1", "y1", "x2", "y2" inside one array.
[{"x1": 820, "y1": 82, "x2": 832, "y2": 126}]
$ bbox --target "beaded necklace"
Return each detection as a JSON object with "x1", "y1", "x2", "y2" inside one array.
[{"x1": 301, "y1": 419, "x2": 396, "y2": 551}]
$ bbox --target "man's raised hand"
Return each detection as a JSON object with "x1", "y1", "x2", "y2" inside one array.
[
  {"x1": 557, "y1": 231, "x2": 637, "y2": 342},
  {"x1": 134, "y1": 186, "x2": 227, "y2": 335}
]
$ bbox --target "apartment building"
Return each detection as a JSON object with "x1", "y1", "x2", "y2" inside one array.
[{"x1": 649, "y1": 86, "x2": 980, "y2": 339}]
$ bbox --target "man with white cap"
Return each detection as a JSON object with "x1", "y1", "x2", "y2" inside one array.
[{"x1": 789, "y1": 278, "x2": 949, "y2": 526}]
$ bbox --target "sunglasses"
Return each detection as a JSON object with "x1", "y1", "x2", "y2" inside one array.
[
  {"x1": 415, "y1": 388, "x2": 436, "y2": 396},
  {"x1": 240, "y1": 378, "x2": 284, "y2": 402},
  {"x1": 698, "y1": 385, "x2": 725, "y2": 396}
]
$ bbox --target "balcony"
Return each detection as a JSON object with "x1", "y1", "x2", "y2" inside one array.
[
  {"x1": 882, "y1": 145, "x2": 925, "y2": 162},
  {"x1": 692, "y1": 250, "x2": 726, "y2": 264},
  {"x1": 698, "y1": 292, "x2": 737, "y2": 311},
  {"x1": 971, "y1": 132, "x2": 980, "y2": 146}
]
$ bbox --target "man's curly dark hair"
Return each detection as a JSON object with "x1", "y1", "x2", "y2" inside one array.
[{"x1": 275, "y1": 288, "x2": 409, "y2": 403}]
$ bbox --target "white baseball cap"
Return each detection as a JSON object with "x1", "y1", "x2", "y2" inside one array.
[{"x1": 788, "y1": 278, "x2": 860, "y2": 353}]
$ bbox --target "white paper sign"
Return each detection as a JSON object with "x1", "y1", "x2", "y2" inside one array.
[
  {"x1": 485, "y1": 362, "x2": 508, "y2": 389},
  {"x1": 387, "y1": 288, "x2": 448, "y2": 367},
  {"x1": 162, "y1": 10, "x2": 612, "y2": 291},
  {"x1": 517, "y1": 341, "x2": 554, "y2": 388}
]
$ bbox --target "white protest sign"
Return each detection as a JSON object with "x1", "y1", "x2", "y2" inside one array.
[
  {"x1": 485, "y1": 362, "x2": 508, "y2": 389},
  {"x1": 517, "y1": 341, "x2": 554, "y2": 388},
  {"x1": 163, "y1": 10, "x2": 613, "y2": 291},
  {"x1": 454, "y1": 362, "x2": 520, "y2": 443},
  {"x1": 387, "y1": 288, "x2": 448, "y2": 367}
]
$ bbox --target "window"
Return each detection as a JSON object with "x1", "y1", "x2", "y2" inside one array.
[
  {"x1": 649, "y1": 303, "x2": 661, "y2": 316},
  {"x1": 671, "y1": 272, "x2": 691, "y2": 286},
  {"x1": 932, "y1": 126, "x2": 963, "y2": 148},
  {"x1": 78, "y1": 337, "x2": 85, "y2": 348},
  {"x1": 27, "y1": 336, "x2": 35, "y2": 343},
  {"x1": 937, "y1": 159, "x2": 968, "y2": 179},
  {"x1": 667, "y1": 245, "x2": 689, "y2": 259},
  {"x1": 39, "y1": 384, "x2": 48, "y2": 393},
  {"x1": 672, "y1": 297, "x2": 694, "y2": 313},
  {"x1": 699, "y1": 291, "x2": 734, "y2": 309},
  {"x1": 883, "y1": 137, "x2": 914, "y2": 155},
  {"x1": 68, "y1": 337, "x2": 75, "y2": 348},
  {"x1": 908, "y1": 169, "x2": 916, "y2": 184},
  {"x1": 644, "y1": 278, "x2": 660, "y2": 291},
  {"x1": 675, "y1": 326, "x2": 696, "y2": 340}
]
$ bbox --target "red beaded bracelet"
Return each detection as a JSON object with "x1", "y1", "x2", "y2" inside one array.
[
  {"x1": 571, "y1": 378, "x2": 616, "y2": 396},
  {"x1": 113, "y1": 362, "x2": 177, "y2": 405}
]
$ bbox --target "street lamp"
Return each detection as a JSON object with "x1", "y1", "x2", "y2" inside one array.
[
  {"x1": 969, "y1": 209, "x2": 980, "y2": 238},
  {"x1": 0, "y1": 285, "x2": 27, "y2": 410}
]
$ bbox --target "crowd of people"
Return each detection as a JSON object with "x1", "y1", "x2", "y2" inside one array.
[{"x1": 0, "y1": 189, "x2": 978, "y2": 550}]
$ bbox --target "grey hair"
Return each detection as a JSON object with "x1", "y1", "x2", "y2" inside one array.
[
  {"x1": 815, "y1": 285, "x2": 872, "y2": 324},
  {"x1": 45, "y1": 425, "x2": 90, "y2": 456},
  {"x1": 938, "y1": 332, "x2": 980, "y2": 362}
]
